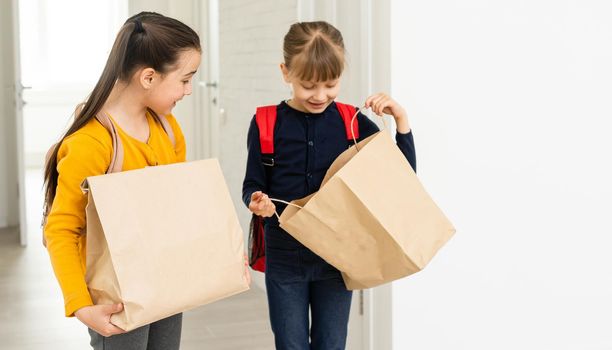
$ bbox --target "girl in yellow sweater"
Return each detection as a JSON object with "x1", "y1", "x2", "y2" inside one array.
[{"x1": 43, "y1": 12, "x2": 200, "y2": 349}]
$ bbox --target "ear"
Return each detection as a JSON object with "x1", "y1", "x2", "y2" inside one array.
[
  {"x1": 139, "y1": 67, "x2": 157, "y2": 89},
  {"x1": 280, "y1": 63, "x2": 291, "y2": 84}
]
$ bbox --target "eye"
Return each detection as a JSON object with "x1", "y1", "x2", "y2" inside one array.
[{"x1": 301, "y1": 84, "x2": 315, "y2": 90}]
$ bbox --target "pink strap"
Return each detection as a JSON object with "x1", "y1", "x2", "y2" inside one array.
[
  {"x1": 95, "y1": 113, "x2": 123, "y2": 173},
  {"x1": 148, "y1": 108, "x2": 176, "y2": 147}
]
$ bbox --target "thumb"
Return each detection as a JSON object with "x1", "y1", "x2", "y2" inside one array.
[
  {"x1": 114, "y1": 303, "x2": 124, "y2": 313},
  {"x1": 102, "y1": 303, "x2": 123, "y2": 315}
]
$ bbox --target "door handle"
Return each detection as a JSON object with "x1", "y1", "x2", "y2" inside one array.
[
  {"x1": 16, "y1": 83, "x2": 31, "y2": 107},
  {"x1": 199, "y1": 81, "x2": 218, "y2": 88}
]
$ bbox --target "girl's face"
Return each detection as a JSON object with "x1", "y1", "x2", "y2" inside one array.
[
  {"x1": 281, "y1": 64, "x2": 341, "y2": 114},
  {"x1": 146, "y1": 49, "x2": 201, "y2": 116}
]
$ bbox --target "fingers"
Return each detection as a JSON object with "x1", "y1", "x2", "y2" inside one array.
[
  {"x1": 244, "y1": 265, "x2": 252, "y2": 285},
  {"x1": 242, "y1": 252, "x2": 252, "y2": 285},
  {"x1": 372, "y1": 95, "x2": 391, "y2": 116},
  {"x1": 258, "y1": 194, "x2": 270, "y2": 210},
  {"x1": 249, "y1": 191, "x2": 267, "y2": 214},
  {"x1": 102, "y1": 304, "x2": 126, "y2": 336},
  {"x1": 113, "y1": 303, "x2": 124, "y2": 314},
  {"x1": 250, "y1": 192, "x2": 276, "y2": 217},
  {"x1": 77, "y1": 304, "x2": 126, "y2": 337},
  {"x1": 100, "y1": 303, "x2": 123, "y2": 315},
  {"x1": 101, "y1": 323, "x2": 126, "y2": 337},
  {"x1": 260, "y1": 198, "x2": 275, "y2": 217},
  {"x1": 251, "y1": 191, "x2": 263, "y2": 202},
  {"x1": 365, "y1": 93, "x2": 384, "y2": 110},
  {"x1": 365, "y1": 93, "x2": 396, "y2": 116}
]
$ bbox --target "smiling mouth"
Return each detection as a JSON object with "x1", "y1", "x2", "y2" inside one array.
[{"x1": 308, "y1": 101, "x2": 326, "y2": 108}]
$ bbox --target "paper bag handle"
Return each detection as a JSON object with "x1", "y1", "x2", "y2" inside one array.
[
  {"x1": 268, "y1": 198, "x2": 303, "y2": 220},
  {"x1": 350, "y1": 106, "x2": 389, "y2": 150}
]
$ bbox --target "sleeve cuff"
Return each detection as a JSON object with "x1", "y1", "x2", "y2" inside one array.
[
  {"x1": 396, "y1": 129, "x2": 412, "y2": 136},
  {"x1": 243, "y1": 190, "x2": 254, "y2": 208},
  {"x1": 396, "y1": 130, "x2": 414, "y2": 144},
  {"x1": 65, "y1": 294, "x2": 93, "y2": 317}
]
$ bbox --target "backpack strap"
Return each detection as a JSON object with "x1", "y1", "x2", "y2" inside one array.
[
  {"x1": 94, "y1": 109, "x2": 176, "y2": 173},
  {"x1": 254, "y1": 102, "x2": 360, "y2": 167},
  {"x1": 94, "y1": 112, "x2": 124, "y2": 174},
  {"x1": 335, "y1": 102, "x2": 359, "y2": 141},
  {"x1": 41, "y1": 112, "x2": 123, "y2": 246},
  {"x1": 147, "y1": 107, "x2": 176, "y2": 148},
  {"x1": 255, "y1": 105, "x2": 277, "y2": 166}
]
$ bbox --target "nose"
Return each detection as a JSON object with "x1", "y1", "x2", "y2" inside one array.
[
  {"x1": 314, "y1": 88, "x2": 326, "y2": 102},
  {"x1": 184, "y1": 82, "x2": 193, "y2": 96}
]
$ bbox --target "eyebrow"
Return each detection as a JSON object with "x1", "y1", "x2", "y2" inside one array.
[{"x1": 183, "y1": 70, "x2": 197, "y2": 77}]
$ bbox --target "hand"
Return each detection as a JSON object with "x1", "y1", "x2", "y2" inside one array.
[
  {"x1": 75, "y1": 304, "x2": 126, "y2": 337},
  {"x1": 365, "y1": 93, "x2": 411, "y2": 134},
  {"x1": 248, "y1": 191, "x2": 276, "y2": 217},
  {"x1": 243, "y1": 253, "x2": 252, "y2": 285}
]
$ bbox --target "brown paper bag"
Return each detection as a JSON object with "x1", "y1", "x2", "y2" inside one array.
[
  {"x1": 82, "y1": 159, "x2": 249, "y2": 331},
  {"x1": 279, "y1": 132, "x2": 455, "y2": 290}
]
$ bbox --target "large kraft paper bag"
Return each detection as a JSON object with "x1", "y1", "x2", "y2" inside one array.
[
  {"x1": 82, "y1": 159, "x2": 249, "y2": 331},
  {"x1": 279, "y1": 132, "x2": 455, "y2": 290}
]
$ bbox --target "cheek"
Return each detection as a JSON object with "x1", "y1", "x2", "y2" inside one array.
[
  {"x1": 150, "y1": 87, "x2": 179, "y2": 107},
  {"x1": 163, "y1": 86, "x2": 185, "y2": 102},
  {"x1": 292, "y1": 87, "x2": 310, "y2": 100},
  {"x1": 327, "y1": 86, "x2": 340, "y2": 98}
]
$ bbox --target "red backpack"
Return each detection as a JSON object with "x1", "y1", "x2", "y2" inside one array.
[{"x1": 248, "y1": 102, "x2": 359, "y2": 272}]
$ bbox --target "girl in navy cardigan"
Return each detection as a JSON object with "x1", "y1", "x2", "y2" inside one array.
[{"x1": 242, "y1": 21, "x2": 416, "y2": 350}]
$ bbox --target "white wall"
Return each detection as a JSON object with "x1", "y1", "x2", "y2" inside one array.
[
  {"x1": 0, "y1": 0, "x2": 19, "y2": 229},
  {"x1": 391, "y1": 1, "x2": 612, "y2": 349}
]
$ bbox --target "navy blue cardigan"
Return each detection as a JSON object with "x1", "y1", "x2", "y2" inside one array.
[{"x1": 242, "y1": 100, "x2": 417, "y2": 250}]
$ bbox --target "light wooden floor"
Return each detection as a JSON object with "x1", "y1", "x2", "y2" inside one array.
[{"x1": 0, "y1": 169, "x2": 274, "y2": 349}]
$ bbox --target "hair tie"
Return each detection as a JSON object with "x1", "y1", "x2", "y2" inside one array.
[{"x1": 134, "y1": 19, "x2": 145, "y2": 33}]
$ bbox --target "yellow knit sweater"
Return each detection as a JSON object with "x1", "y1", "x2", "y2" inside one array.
[{"x1": 43, "y1": 112, "x2": 186, "y2": 317}]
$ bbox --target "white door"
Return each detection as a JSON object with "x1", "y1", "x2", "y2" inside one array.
[
  {"x1": 11, "y1": 0, "x2": 28, "y2": 246},
  {"x1": 197, "y1": 0, "x2": 220, "y2": 160},
  {"x1": 13, "y1": 0, "x2": 128, "y2": 246}
]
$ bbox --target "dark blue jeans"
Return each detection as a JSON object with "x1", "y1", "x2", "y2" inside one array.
[{"x1": 265, "y1": 246, "x2": 353, "y2": 350}]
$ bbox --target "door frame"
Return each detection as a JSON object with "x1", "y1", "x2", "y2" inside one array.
[
  {"x1": 11, "y1": 0, "x2": 28, "y2": 246},
  {"x1": 195, "y1": 0, "x2": 220, "y2": 160}
]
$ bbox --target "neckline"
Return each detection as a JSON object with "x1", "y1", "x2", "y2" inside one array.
[
  {"x1": 282, "y1": 100, "x2": 335, "y2": 116},
  {"x1": 106, "y1": 112, "x2": 153, "y2": 145}
]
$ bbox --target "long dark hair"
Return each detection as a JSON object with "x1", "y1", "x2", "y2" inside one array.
[{"x1": 43, "y1": 12, "x2": 200, "y2": 216}]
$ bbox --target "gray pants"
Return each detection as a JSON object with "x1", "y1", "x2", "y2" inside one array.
[{"x1": 88, "y1": 313, "x2": 182, "y2": 350}]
